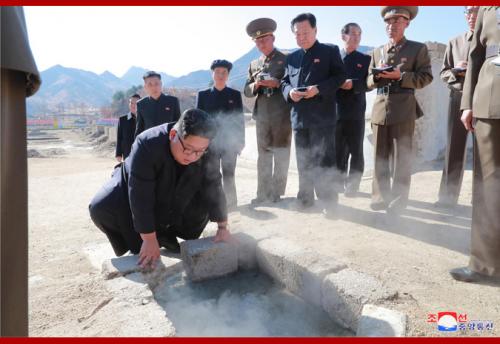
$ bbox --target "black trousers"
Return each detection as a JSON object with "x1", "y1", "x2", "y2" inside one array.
[
  {"x1": 293, "y1": 125, "x2": 337, "y2": 204},
  {"x1": 89, "y1": 168, "x2": 209, "y2": 256},
  {"x1": 214, "y1": 149, "x2": 238, "y2": 207},
  {"x1": 335, "y1": 119, "x2": 365, "y2": 190}
]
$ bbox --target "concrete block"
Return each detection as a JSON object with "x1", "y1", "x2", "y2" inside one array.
[
  {"x1": 102, "y1": 254, "x2": 183, "y2": 287},
  {"x1": 356, "y1": 304, "x2": 407, "y2": 337},
  {"x1": 321, "y1": 269, "x2": 398, "y2": 331},
  {"x1": 180, "y1": 237, "x2": 238, "y2": 282},
  {"x1": 256, "y1": 238, "x2": 346, "y2": 306},
  {"x1": 233, "y1": 229, "x2": 274, "y2": 270}
]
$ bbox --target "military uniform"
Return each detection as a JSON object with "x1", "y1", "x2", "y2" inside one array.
[
  {"x1": 437, "y1": 30, "x2": 474, "y2": 205},
  {"x1": 134, "y1": 93, "x2": 181, "y2": 137},
  {"x1": 335, "y1": 49, "x2": 371, "y2": 193},
  {"x1": 245, "y1": 47, "x2": 292, "y2": 201},
  {"x1": 196, "y1": 85, "x2": 244, "y2": 208},
  {"x1": 281, "y1": 40, "x2": 346, "y2": 206},
  {"x1": 116, "y1": 112, "x2": 136, "y2": 159},
  {"x1": 367, "y1": 7, "x2": 433, "y2": 210},
  {"x1": 89, "y1": 123, "x2": 227, "y2": 256},
  {"x1": 460, "y1": 6, "x2": 500, "y2": 277}
]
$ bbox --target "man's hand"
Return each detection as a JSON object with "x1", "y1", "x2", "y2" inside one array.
[
  {"x1": 256, "y1": 79, "x2": 280, "y2": 89},
  {"x1": 289, "y1": 89, "x2": 305, "y2": 102},
  {"x1": 214, "y1": 228, "x2": 236, "y2": 244},
  {"x1": 138, "y1": 233, "x2": 160, "y2": 270},
  {"x1": 461, "y1": 109, "x2": 474, "y2": 132},
  {"x1": 116, "y1": 156, "x2": 123, "y2": 163},
  {"x1": 303, "y1": 85, "x2": 319, "y2": 99},
  {"x1": 340, "y1": 79, "x2": 353, "y2": 90},
  {"x1": 379, "y1": 67, "x2": 401, "y2": 80}
]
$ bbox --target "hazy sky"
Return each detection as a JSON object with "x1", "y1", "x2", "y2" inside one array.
[{"x1": 25, "y1": 6, "x2": 468, "y2": 77}]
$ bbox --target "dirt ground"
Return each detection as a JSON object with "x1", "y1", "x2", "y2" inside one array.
[{"x1": 28, "y1": 128, "x2": 499, "y2": 337}]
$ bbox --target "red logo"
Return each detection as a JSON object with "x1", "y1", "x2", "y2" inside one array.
[
  {"x1": 165, "y1": 107, "x2": 170, "y2": 111},
  {"x1": 314, "y1": 58, "x2": 320, "y2": 63},
  {"x1": 357, "y1": 63, "x2": 363, "y2": 68}
]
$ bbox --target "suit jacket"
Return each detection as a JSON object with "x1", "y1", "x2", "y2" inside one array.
[
  {"x1": 441, "y1": 31, "x2": 473, "y2": 92},
  {"x1": 336, "y1": 49, "x2": 371, "y2": 121},
  {"x1": 116, "y1": 113, "x2": 136, "y2": 159},
  {"x1": 367, "y1": 37, "x2": 433, "y2": 125},
  {"x1": 281, "y1": 40, "x2": 347, "y2": 130},
  {"x1": 135, "y1": 93, "x2": 181, "y2": 137},
  {"x1": 244, "y1": 49, "x2": 291, "y2": 124},
  {"x1": 196, "y1": 86, "x2": 245, "y2": 152},
  {"x1": 461, "y1": 6, "x2": 500, "y2": 118},
  {"x1": 124, "y1": 123, "x2": 227, "y2": 234}
]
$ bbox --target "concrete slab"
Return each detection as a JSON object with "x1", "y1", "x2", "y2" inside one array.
[
  {"x1": 256, "y1": 237, "x2": 347, "y2": 306},
  {"x1": 180, "y1": 237, "x2": 238, "y2": 282},
  {"x1": 321, "y1": 269, "x2": 398, "y2": 331},
  {"x1": 356, "y1": 304, "x2": 407, "y2": 337}
]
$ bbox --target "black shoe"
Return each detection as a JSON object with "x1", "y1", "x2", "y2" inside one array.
[
  {"x1": 449, "y1": 267, "x2": 500, "y2": 283},
  {"x1": 157, "y1": 232, "x2": 180, "y2": 254},
  {"x1": 370, "y1": 201, "x2": 388, "y2": 211},
  {"x1": 297, "y1": 197, "x2": 314, "y2": 209},
  {"x1": 271, "y1": 194, "x2": 282, "y2": 203}
]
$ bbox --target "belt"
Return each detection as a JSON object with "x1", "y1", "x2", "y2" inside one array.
[
  {"x1": 486, "y1": 44, "x2": 500, "y2": 59},
  {"x1": 377, "y1": 84, "x2": 415, "y2": 95},
  {"x1": 258, "y1": 87, "x2": 275, "y2": 97}
]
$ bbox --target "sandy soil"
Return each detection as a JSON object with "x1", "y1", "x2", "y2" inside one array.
[{"x1": 28, "y1": 128, "x2": 499, "y2": 337}]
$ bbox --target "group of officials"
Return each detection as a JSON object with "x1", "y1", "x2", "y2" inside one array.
[{"x1": 90, "y1": 6, "x2": 500, "y2": 284}]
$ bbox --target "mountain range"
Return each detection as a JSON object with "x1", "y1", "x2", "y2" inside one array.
[{"x1": 27, "y1": 45, "x2": 374, "y2": 116}]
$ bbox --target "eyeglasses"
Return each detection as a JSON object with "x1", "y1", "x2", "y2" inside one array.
[
  {"x1": 384, "y1": 17, "x2": 408, "y2": 25},
  {"x1": 177, "y1": 134, "x2": 208, "y2": 157}
]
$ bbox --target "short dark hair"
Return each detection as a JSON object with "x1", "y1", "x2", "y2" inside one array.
[
  {"x1": 341, "y1": 22, "x2": 361, "y2": 35},
  {"x1": 210, "y1": 59, "x2": 233, "y2": 72},
  {"x1": 173, "y1": 108, "x2": 217, "y2": 141},
  {"x1": 130, "y1": 93, "x2": 141, "y2": 99},
  {"x1": 143, "y1": 71, "x2": 161, "y2": 81},
  {"x1": 290, "y1": 13, "x2": 316, "y2": 31}
]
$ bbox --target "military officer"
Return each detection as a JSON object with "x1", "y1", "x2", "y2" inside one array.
[
  {"x1": 89, "y1": 109, "x2": 232, "y2": 268},
  {"x1": 134, "y1": 71, "x2": 181, "y2": 137},
  {"x1": 196, "y1": 60, "x2": 245, "y2": 210},
  {"x1": 116, "y1": 93, "x2": 140, "y2": 162},
  {"x1": 436, "y1": 6, "x2": 480, "y2": 207},
  {"x1": 244, "y1": 18, "x2": 292, "y2": 205},
  {"x1": 335, "y1": 23, "x2": 371, "y2": 197},
  {"x1": 281, "y1": 13, "x2": 347, "y2": 215},
  {"x1": 450, "y1": 6, "x2": 500, "y2": 283},
  {"x1": 367, "y1": 6, "x2": 433, "y2": 214}
]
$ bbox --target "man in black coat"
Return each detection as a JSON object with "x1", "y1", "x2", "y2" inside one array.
[
  {"x1": 116, "y1": 93, "x2": 140, "y2": 162},
  {"x1": 335, "y1": 23, "x2": 371, "y2": 197},
  {"x1": 134, "y1": 71, "x2": 181, "y2": 137},
  {"x1": 196, "y1": 59, "x2": 245, "y2": 210},
  {"x1": 89, "y1": 109, "x2": 232, "y2": 269},
  {"x1": 281, "y1": 13, "x2": 346, "y2": 214}
]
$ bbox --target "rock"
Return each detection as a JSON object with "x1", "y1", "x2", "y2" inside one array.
[
  {"x1": 356, "y1": 304, "x2": 407, "y2": 337},
  {"x1": 321, "y1": 269, "x2": 398, "y2": 331},
  {"x1": 180, "y1": 237, "x2": 238, "y2": 282}
]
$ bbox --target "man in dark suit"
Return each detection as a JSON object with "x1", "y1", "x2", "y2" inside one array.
[
  {"x1": 116, "y1": 93, "x2": 140, "y2": 162},
  {"x1": 335, "y1": 23, "x2": 371, "y2": 197},
  {"x1": 134, "y1": 71, "x2": 181, "y2": 137},
  {"x1": 196, "y1": 59, "x2": 245, "y2": 210},
  {"x1": 281, "y1": 12, "x2": 346, "y2": 214},
  {"x1": 89, "y1": 109, "x2": 232, "y2": 269}
]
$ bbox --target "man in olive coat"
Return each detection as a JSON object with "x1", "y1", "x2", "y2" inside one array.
[
  {"x1": 450, "y1": 6, "x2": 500, "y2": 283},
  {"x1": 436, "y1": 6, "x2": 480, "y2": 207},
  {"x1": 244, "y1": 18, "x2": 292, "y2": 204},
  {"x1": 367, "y1": 6, "x2": 433, "y2": 214}
]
